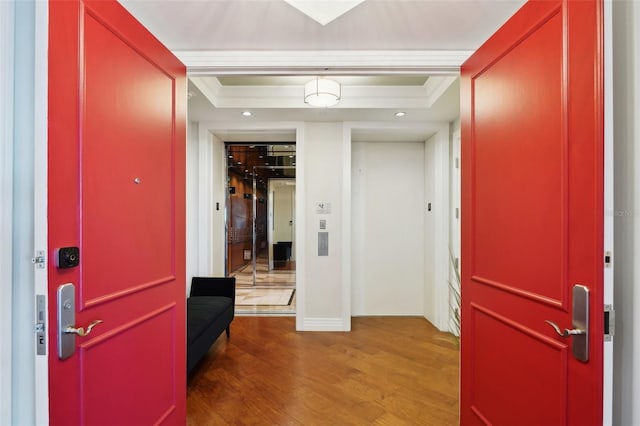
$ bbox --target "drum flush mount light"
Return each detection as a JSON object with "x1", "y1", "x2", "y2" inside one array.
[{"x1": 304, "y1": 77, "x2": 341, "y2": 107}]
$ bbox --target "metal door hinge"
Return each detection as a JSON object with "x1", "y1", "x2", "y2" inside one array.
[
  {"x1": 604, "y1": 251, "x2": 612, "y2": 267},
  {"x1": 32, "y1": 250, "x2": 46, "y2": 269},
  {"x1": 455, "y1": 207, "x2": 459, "y2": 219},
  {"x1": 604, "y1": 304, "x2": 615, "y2": 341},
  {"x1": 455, "y1": 157, "x2": 459, "y2": 169}
]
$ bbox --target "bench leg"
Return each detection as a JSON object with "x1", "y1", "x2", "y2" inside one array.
[{"x1": 225, "y1": 326, "x2": 230, "y2": 339}]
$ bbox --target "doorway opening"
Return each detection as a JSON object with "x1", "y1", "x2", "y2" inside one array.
[{"x1": 226, "y1": 143, "x2": 297, "y2": 315}]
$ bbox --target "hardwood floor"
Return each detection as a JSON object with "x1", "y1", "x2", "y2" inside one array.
[{"x1": 187, "y1": 316, "x2": 459, "y2": 425}]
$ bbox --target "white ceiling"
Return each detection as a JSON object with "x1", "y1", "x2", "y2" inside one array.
[
  {"x1": 119, "y1": 0, "x2": 526, "y2": 142},
  {"x1": 119, "y1": 0, "x2": 525, "y2": 51}
]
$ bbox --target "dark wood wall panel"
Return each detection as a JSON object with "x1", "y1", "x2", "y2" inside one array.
[{"x1": 227, "y1": 172, "x2": 267, "y2": 273}]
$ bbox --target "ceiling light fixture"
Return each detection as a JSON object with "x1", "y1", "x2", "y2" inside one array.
[
  {"x1": 241, "y1": 111, "x2": 252, "y2": 117},
  {"x1": 304, "y1": 77, "x2": 341, "y2": 107},
  {"x1": 395, "y1": 111, "x2": 406, "y2": 117}
]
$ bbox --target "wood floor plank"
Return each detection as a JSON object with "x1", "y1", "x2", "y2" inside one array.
[{"x1": 187, "y1": 316, "x2": 459, "y2": 425}]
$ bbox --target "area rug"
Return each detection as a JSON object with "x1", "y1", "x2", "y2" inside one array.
[{"x1": 235, "y1": 288, "x2": 295, "y2": 306}]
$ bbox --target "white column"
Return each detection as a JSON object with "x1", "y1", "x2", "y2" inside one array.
[
  {"x1": 300, "y1": 122, "x2": 349, "y2": 330},
  {"x1": 197, "y1": 125, "x2": 214, "y2": 277}
]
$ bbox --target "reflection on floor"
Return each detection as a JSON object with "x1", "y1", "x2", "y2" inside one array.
[{"x1": 230, "y1": 256, "x2": 296, "y2": 316}]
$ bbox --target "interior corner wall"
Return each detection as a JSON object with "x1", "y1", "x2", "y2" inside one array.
[
  {"x1": 351, "y1": 141, "x2": 425, "y2": 316},
  {"x1": 612, "y1": 1, "x2": 640, "y2": 424},
  {"x1": 186, "y1": 124, "x2": 226, "y2": 294},
  {"x1": 423, "y1": 126, "x2": 450, "y2": 331},
  {"x1": 449, "y1": 124, "x2": 461, "y2": 335},
  {"x1": 423, "y1": 137, "x2": 436, "y2": 323},
  {"x1": 301, "y1": 122, "x2": 348, "y2": 330},
  {"x1": 185, "y1": 121, "x2": 199, "y2": 294}
]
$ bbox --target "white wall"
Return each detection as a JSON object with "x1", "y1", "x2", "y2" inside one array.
[
  {"x1": 273, "y1": 183, "x2": 296, "y2": 246},
  {"x1": 351, "y1": 141, "x2": 425, "y2": 316},
  {"x1": 186, "y1": 126, "x2": 226, "y2": 294},
  {"x1": 423, "y1": 127, "x2": 451, "y2": 331},
  {"x1": 612, "y1": 1, "x2": 640, "y2": 424},
  {"x1": 186, "y1": 121, "x2": 199, "y2": 293},
  {"x1": 423, "y1": 137, "x2": 436, "y2": 323},
  {"x1": 302, "y1": 123, "x2": 349, "y2": 330},
  {"x1": 449, "y1": 122, "x2": 461, "y2": 335},
  {"x1": 211, "y1": 134, "x2": 226, "y2": 276}
]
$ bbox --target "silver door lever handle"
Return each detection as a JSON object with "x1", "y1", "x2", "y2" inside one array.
[
  {"x1": 544, "y1": 320, "x2": 585, "y2": 338},
  {"x1": 64, "y1": 319, "x2": 103, "y2": 337}
]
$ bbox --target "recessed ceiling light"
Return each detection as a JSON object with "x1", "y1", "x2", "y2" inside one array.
[
  {"x1": 241, "y1": 111, "x2": 252, "y2": 117},
  {"x1": 395, "y1": 111, "x2": 406, "y2": 117}
]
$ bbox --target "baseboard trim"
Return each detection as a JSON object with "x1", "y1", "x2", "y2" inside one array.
[{"x1": 301, "y1": 317, "x2": 350, "y2": 331}]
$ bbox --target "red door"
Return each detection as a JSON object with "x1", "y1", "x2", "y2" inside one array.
[
  {"x1": 460, "y1": 0, "x2": 603, "y2": 424},
  {"x1": 48, "y1": 1, "x2": 186, "y2": 424}
]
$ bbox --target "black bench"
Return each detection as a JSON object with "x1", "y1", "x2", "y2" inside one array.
[{"x1": 187, "y1": 277, "x2": 235, "y2": 375}]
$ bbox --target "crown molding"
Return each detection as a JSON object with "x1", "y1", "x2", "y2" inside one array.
[
  {"x1": 190, "y1": 75, "x2": 458, "y2": 109},
  {"x1": 424, "y1": 76, "x2": 458, "y2": 108},
  {"x1": 176, "y1": 50, "x2": 473, "y2": 75}
]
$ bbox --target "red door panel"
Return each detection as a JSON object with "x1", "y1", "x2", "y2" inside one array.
[
  {"x1": 80, "y1": 307, "x2": 176, "y2": 425},
  {"x1": 48, "y1": 1, "x2": 186, "y2": 424},
  {"x1": 82, "y1": 9, "x2": 175, "y2": 303},
  {"x1": 461, "y1": 1, "x2": 603, "y2": 425}
]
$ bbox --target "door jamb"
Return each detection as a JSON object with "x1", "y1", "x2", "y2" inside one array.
[
  {"x1": 193, "y1": 121, "x2": 305, "y2": 328},
  {"x1": 1, "y1": 1, "x2": 15, "y2": 423},
  {"x1": 603, "y1": 0, "x2": 614, "y2": 423},
  {"x1": 11, "y1": 0, "x2": 49, "y2": 423},
  {"x1": 34, "y1": 1, "x2": 49, "y2": 423},
  {"x1": 345, "y1": 121, "x2": 451, "y2": 329}
]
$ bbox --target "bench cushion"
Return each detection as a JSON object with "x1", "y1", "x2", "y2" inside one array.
[{"x1": 187, "y1": 296, "x2": 233, "y2": 346}]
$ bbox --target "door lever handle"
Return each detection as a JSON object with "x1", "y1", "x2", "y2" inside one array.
[
  {"x1": 64, "y1": 319, "x2": 103, "y2": 337},
  {"x1": 544, "y1": 320, "x2": 585, "y2": 338}
]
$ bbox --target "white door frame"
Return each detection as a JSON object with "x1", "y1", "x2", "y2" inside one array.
[
  {"x1": 0, "y1": 2, "x2": 16, "y2": 423},
  {"x1": 344, "y1": 121, "x2": 451, "y2": 330},
  {"x1": 10, "y1": 0, "x2": 49, "y2": 424},
  {"x1": 33, "y1": 2, "x2": 49, "y2": 421},
  {"x1": 191, "y1": 122, "x2": 305, "y2": 328},
  {"x1": 603, "y1": 0, "x2": 614, "y2": 423}
]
